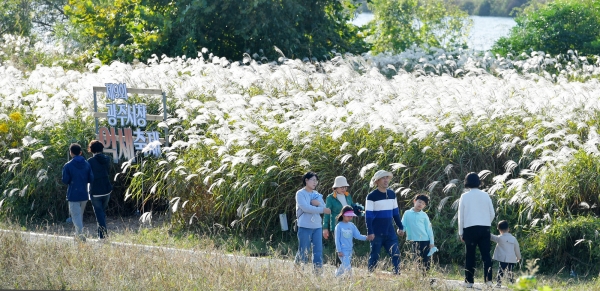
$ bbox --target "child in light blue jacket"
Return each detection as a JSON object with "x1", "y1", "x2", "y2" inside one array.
[
  {"x1": 334, "y1": 205, "x2": 368, "y2": 277},
  {"x1": 402, "y1": 194, "x2": 435, "y2": 272}
]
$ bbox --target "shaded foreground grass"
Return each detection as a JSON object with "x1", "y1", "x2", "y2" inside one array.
[
  {"x1": 0, "y1": 229, "x2": 450, "y2": 290},
  {"x1": 1, "y1": 222, "x2": 599, "y2": 290}
]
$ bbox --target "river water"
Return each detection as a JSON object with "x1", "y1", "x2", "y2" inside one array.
[{"x1": 351, "y1": 14, "x2": 516, "y2": 51}]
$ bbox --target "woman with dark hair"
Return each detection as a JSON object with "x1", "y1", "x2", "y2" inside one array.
[
  {"x1": 294, "y1": 171, "x2": 331, "y2": 274},
  {"x1": 458, "y1": 172, "x2": 495, "y2": 288},
  {"x1": 87, "y1": 140, "x2": 113, "y2": 239}
]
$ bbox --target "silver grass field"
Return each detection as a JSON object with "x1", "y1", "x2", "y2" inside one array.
[{"x1": 1, "y1": 35, "x2": 600, "y2": 289}]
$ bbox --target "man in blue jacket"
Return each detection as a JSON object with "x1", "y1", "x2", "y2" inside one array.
[
  {"x1": 62, "y1": 143, "x2": 94, "y2": 241},
  {"x1": 366, "y1": 170, "x2": 404, "y2": 274}
]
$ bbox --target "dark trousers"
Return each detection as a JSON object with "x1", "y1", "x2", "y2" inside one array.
[
  {"x1": 368, "y1": 233, "x2": 401, "y2": 274},
  {"x1": 463, "y1": 225, "x2": 492, "y2": 283},
  {"x1": 411, "y1": 241, "x2": 431, "y2": 271},
  {"x1": 91, "y1": 194, "x2": 110, "y2": 239},
  {"x1": 497, "y1": 262, "x2": 515, "y2": 284}
]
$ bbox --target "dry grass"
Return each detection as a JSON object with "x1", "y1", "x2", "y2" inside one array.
[
  {"x1": 0, "y1": 229, "x2": 469, "y2": 291},
  {"x1": 2, "y1": 227, "x2": 599, "y2": 290}
]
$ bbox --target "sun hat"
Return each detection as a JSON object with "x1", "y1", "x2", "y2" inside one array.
[
  {"x1": 370, "y1": 170, "x2": 393, "y2": 187},
  {"x1": 343, "y1": 210, "x2": 357, "y2": 217},
  {"x1": 332, "y1": 176, "x2": 350, "y2": 188}
]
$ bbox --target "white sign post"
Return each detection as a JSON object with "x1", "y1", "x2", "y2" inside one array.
[
  {"x1": 92, "y1": 84, "x2": 169, "y2": 215},
  {"x1": 92, "y1": 84, "x2": 168, "y2": 162}
]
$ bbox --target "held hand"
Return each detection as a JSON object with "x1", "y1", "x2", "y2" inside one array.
[
  {"x1": 338, "y1": 252, "x2": 344, "y2": 257},
  {"x1": 429, "y1": 244, "x2": 434, "y2": 249},
  {"x1": 323, "y1": 208, "x2": 331, "y2": 214},
  {"x1": 323, "y1": 229, "x2": 329, "y2": 239},
  {"x1": 367, "y1": 234, "x2": 375, "y2": 241},
  {"x1": 310, "y1": 199, "x2": 320, "y2": 206},
  {"x1": 459, "y1": 235, "x2": 464, "y2": 243},
  {"x1": 397, "y1": 229, "x2": 405, "y2": 237}
]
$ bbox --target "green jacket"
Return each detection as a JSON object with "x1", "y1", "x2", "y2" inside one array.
[{"x1": 322, "y1": 192, "x2": 353, "y2": 231}]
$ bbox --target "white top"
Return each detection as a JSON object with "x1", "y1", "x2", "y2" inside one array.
[
  {"x1": 491, "y1": 233, "x2": 521, "y2": 263},
  {"x1": 458, "y1": 188, "x2": 495, "y2": 236},
  {"x1": 336, "y1": 193, "x2": 348, "y2": 207}
]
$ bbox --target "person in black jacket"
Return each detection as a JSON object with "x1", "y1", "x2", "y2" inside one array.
[
  {"x1": 87, "y1": 140, "x2": 113, "y2": 239},
  {"x1": 62, "y1": 143, "x2": 94, "y2": 241}
]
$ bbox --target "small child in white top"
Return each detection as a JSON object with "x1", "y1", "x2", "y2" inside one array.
[
  {"x1": 490, "y1": 220, "x2": 521, "y2": 287},
  {"x1": 334, "y1": 205, "x2": 368, "y2": 277},
  {"x1": 401, "y1": 194, "x2": 435, "y2": 272}
]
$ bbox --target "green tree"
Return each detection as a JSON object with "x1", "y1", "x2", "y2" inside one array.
[
  {"x1": 0, "y1": 0, "x2": 33, "y2": 35},
  {"x1": 64, "y1": 0, "x2": 369, "y2": 63},
  {"x1": 367, "y1": 0, "x2": 471, "y2": 54},
  {"x1": 31, "y1": 0, "x2": 69, "y2": 34},
  {"x1": 0, "y1": 0, "x2": 68, "y2": 36},
  {"x1": 477, "y1": 0, "x2": 491, "y2": 16},
  {"x1": 459, "y1": 1, "x2": 476, "y2": 15},
  {"x1": 493, "y1": 0, "x2": 600, "y2": 56}
]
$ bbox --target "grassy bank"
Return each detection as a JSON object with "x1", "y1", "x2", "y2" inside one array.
[{"x1": 0, "y1": 223, "x2": 597, "y2": 290}]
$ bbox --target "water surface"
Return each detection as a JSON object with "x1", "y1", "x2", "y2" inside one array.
[{"x1": 351, "y1": 13, "x2": 516, "y2": 51}]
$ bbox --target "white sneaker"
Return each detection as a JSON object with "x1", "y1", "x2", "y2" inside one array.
[
  {"x1": 462, "y1": 282, "x2": 474, "y2": 288},
  {"x1": 485, "y1": 281, "x2": 493, "y2": 288}
]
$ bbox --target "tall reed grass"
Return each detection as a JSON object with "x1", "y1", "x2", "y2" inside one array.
[{"x1": 1, "y1": 34, "x2": 600, "y2": 274}]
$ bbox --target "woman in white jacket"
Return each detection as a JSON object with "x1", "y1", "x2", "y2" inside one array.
[{"x1": 458, "y1": 172, "x2": 495, "y2": 288}]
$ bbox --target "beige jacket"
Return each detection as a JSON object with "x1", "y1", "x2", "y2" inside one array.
[{"x1": 490, "y1": 233, "x2": 521, "y2": 263}]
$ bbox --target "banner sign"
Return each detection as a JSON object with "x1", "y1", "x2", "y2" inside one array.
[{"x1": 93, "y1": 84, "x2": 167, "y2": 163}]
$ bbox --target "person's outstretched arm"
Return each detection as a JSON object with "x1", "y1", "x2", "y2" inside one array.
[
  {"x1": 352, "y1": 223, "x2": 367, "y2": 241},
  {"x1": 365, "y1": 195, "x2": 375, "y2": 235},
  {"x1": 323, "y1": 195, "x2": 332, "y2": 229},
  {"x1": 425, "y1": 215, "x2": 434, "y2": 246},
  {"x1": 392, "y1": 195, "x2": 403, "y2": 231},
  {"x1": 490, "y1": 233, "x2": 500, "y2": 243}
]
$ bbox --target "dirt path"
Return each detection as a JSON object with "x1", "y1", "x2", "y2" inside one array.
[{"x1": 25, "y1": 214, "x2": 159, "y2": 237}]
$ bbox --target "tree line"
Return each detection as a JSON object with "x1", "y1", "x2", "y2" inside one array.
[{"x1": 1, "y1": 0, "x2": 600, "y2": 67}]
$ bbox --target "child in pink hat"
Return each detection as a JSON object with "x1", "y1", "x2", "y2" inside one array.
[{"x1": 334, "y1": 205, "x2": 368, "y2": 277}]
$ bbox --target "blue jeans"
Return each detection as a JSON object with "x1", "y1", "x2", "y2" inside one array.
[
  {"x1": 368, "y1": 233, "x2": 400, "y2": 274},
  {"x1": 68, "y1": 201, "x2": 87, "y2": 238},
  {"x1": 335, "y1": 249, "x2": 353, "y2": 277},
  {"x1": 91, "y1": 194, "x2": 110, "y2": 239},
  {"x1": 295, "y1": 227, "x2": 323, "y2": 271}
]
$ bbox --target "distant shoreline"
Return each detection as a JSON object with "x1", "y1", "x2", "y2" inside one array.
[{"x1": 351, "y1": 14, "x2": 516, "y2": 51}]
